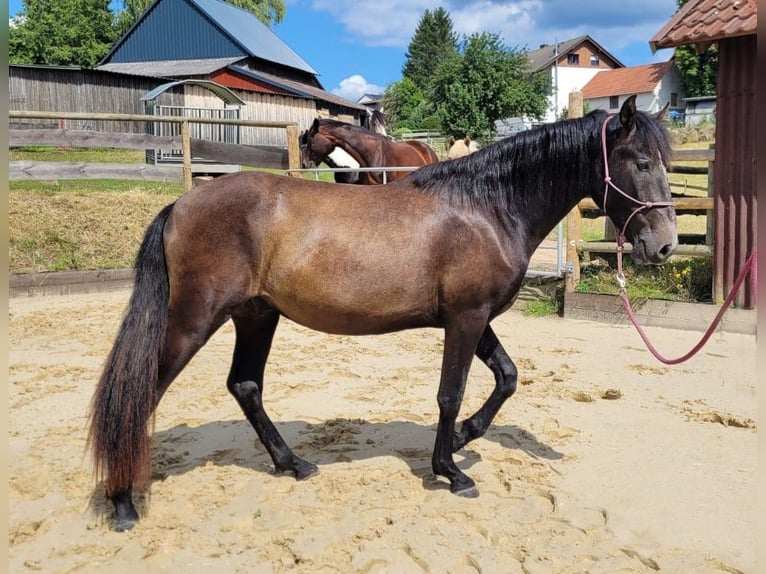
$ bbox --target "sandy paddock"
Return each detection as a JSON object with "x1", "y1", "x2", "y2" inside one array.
[{"x1": 9, "y1": 288, "x2": 756, "y2": 573}]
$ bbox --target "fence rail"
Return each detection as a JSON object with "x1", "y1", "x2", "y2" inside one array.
[{"x1": 8, "y1": 110, "x2": 301, "y2": 191}]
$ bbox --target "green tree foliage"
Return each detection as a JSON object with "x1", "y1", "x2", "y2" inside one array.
[
  {"x1": 673, "y1": 0, "x2": 717, "y2": 97},
  {"x1": 381, "y1": 78, "x2": 431, "y2": 131},
  {"x1": 116, "y1": 0, "x2": 286, "y2": 35},
  {"x1": 402, "y1": 7, "x2": 458, "y2": 93},
  {"x1": 431, "y1": 32, "x2": 551, "y2": 139},
  {"x1": 10, "y1": 0, "x2": 117, "y2": 67}
]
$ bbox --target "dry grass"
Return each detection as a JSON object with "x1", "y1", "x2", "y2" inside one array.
[{"x1": 10, "y1": 180, "x2": 182, "y2": 273}]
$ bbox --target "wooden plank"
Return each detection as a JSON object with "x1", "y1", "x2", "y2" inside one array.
[
  {"x1": 577, "y1": 197, "x2": 714, "y2": 211},
  {"x1": 9, "y1": 110, "x2": 298, "y2": 128},
  {"x1": 9, "y1": 161, "x2": 182, "y2": 181},
  {"x1": 189, "y1": 139, "x2": 288, "y2": 169},
  {"x1": 577, "y1": 241, "x2": 713, "y2": 257},
  {"x1": 672, "y1": 148, "x2": 715, "y2": 161},
  {"x1": 565, "y1": 207, "x2": 581, "y2": 292},
  {"x1": 10, "y1": 128, "x2": 183, "y2": 151},
  {"x1": 563, "y1": 291, "x2": 755, "y2": 335}
]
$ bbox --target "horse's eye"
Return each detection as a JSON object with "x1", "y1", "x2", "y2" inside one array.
[{"x1": 636, "y1": 160, "x2": 650, "y2": 172}]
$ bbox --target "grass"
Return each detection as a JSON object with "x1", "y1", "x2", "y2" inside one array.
[
  {"x1": 11, "y1": 146, "x2": 145, "y2": 163},
  {"x1": 522, "y1": 297, "x2": 560, "y2": 317},
  {"x1": 10, "y1": 179, "x2": 183, "y2": 273},
  {"x1": 576, "y1": 256, "x2": 713, "y2": 302}
]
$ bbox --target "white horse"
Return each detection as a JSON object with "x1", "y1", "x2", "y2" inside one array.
[{"x1": 447, "y1": 136, "x2": 479, "y2": 159}]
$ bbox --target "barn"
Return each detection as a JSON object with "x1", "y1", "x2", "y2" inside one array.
[{"x1": 9, "y1": 0, "x2": 368, "y2": 147}]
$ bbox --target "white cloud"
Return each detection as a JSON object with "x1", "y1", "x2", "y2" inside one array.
[
  {"x1": 331, "y1": 74, "x2": 386, "y2": 102},
  {"x1": 310, "y1": 0, "x2": 678, "y2": 57}
]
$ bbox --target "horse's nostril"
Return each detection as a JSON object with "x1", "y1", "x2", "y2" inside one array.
[{"x1": 659, "y1": 243, "x2": 674, "y2": 259}]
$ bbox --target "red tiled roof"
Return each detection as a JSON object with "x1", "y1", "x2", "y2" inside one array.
[
  {"x1": 582, "y1": 61, "x2": 674, "y2": 99},
  {"x1": 650, "y1": 0, "x2": 757, "y2": 51}
]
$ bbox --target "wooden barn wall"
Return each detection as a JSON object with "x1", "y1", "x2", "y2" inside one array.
[
  {"x1": 232, "y1": 90, "x2": 318, "y2": 147},
  {"x1": 8, "y1": 66, "x2": 339, "y2": 149},
  {"x1": 8, "y1": 66, "x2": 180, "y2": 134},
  {"x1": 714, "y1": 35, "x2": 756, "y2": 308}
]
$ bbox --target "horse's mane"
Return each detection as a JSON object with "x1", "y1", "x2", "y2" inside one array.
[
  {"x1": 410, "y1": 110, "x2": 671, "y2": 215},
  {"x1": 316, "y1": 118, "x2": 392, "y2": 143}
]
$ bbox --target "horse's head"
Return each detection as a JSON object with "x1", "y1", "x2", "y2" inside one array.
[
  {"x1": 300, "y1": 119, "x2": 334, "y2": 169},
  {"x1": 598, "y1": 96, "x2": 678, "y2": 265}
]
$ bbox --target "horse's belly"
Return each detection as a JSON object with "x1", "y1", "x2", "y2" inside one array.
[{"x1": 263, "y1": 287, "x2": 437, "y2": 335}]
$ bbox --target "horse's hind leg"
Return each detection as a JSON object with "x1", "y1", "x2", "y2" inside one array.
[
  {"x1": 110, "y1": 310, "x2": 224, "y2": 532},
  {"x1": 452, "y1": 325, "x2": 517, "y2": 453},
  {"x1": 227, "y1": 300, "x2": 318, "y2": 480}
]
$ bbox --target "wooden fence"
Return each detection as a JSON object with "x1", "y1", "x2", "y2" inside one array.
[
  {"x1": 564, "y1": 147, "x2": 716, "y2": 292},
  {"x1": 9, "y1": 110, "x2": 302, "y2": 192}
]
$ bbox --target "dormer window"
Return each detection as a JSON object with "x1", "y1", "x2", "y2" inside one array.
[{"x1": 590, "y1": 55, "x2": 599, "y2": 66}]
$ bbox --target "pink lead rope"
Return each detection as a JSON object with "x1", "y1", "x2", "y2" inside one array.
[{"x1": 599, "y1": 115, "x2": 757, "y2": 365}]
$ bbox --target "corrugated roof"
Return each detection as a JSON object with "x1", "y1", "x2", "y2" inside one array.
[
  {"x1": 192, "y1": 0, "x2": 317, "y2": 74},
  {"x1": 650, "y1": 0, "x2": 757, "y2": 51},
  {"x1": 229, "y1": 66, "x2": 368, "y2": 111},
  {"x1": 98, "y1": 57, "x2": 245, "y2": 77},
  {"x1": 100, "y1": 0, "x2": 317, "y2": 75},
  {"x1": 526, "y1": 35, "x2": 624, "y2": 72},
  {"x1": 582, "y1": 60, "x2": 674, "y2": 99}
]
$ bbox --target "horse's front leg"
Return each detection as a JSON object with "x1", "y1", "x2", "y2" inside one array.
[
  {"x1": 453, "y1": 325, "x2": 517, "y2": 452},
  {"x1": 432, "y1": 314, "x2": 487, "y2": 497}
]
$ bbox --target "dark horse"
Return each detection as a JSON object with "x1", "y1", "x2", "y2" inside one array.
[
  {"x1": 300, "y1": 117, "x2": 439, "y2": 184},
  {"x1": 90, "y1": 97, "x2": 677, "y2": 531}
]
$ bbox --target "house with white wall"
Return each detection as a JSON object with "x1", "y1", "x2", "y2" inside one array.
[
  {"x1": 582, "y1": 59, "x2": 684, "y2": 115},
  {"x1": 527, "y1": 35, "x2": 623, "y2": 123}
]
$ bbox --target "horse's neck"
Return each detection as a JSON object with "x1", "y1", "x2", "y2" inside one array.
[
  {"x1": 498, "y1": 126, "x2": 602, "y2": 253},
  {"x1": 332, "y1": 136, "x2": 380, "y2": 167},
  {"x1": 327, "y1": 147, "x2": 360, "y2": 169}
]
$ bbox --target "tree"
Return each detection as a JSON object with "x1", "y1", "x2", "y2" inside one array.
[
  {"x1": 430, "y1": 32, "x2": 551, "y2": 139},
  {"x1": 402, "y1": 7, "x2": 458, "y2": 93},
  {"x1": 115, "y1": 0, "x2": 286, "y2": 35},
  {"x1": 10, "y1": 0, "x2": 117, "y2": 67},
  {"x1": 673, "y1": 0, "x2": 717, "y2": 97},
  {"x1": 381, "y1": 78, "x2": 431, "y2": 131}
]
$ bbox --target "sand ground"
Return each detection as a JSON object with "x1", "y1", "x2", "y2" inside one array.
[{"x1": 9, "y1": 288, "x2": 756, "y2": 573}]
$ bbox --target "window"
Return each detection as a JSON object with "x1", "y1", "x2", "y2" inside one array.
[
  {"x1": 670, "y1": 92, "x2": 678, "y2": 107},
  {"x1": 609, "y1": 96, "x2": 619, "y2": 109},
  {"x1": 567, "y1": 54, "x2": 580, "y2": 65},
  {"x1": 590, "y1": 55, "x2": 599, "y2": 66}
]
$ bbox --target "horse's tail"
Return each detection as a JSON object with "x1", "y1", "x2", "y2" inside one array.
[{"x1": 88, "y1": 202, "x2": 175, "y2": 495}]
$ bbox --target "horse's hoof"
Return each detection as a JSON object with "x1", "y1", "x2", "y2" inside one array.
[
  {"x1": 453, "y1": 485, "x2": 479, "y2": 498},
  {"x1": 294, "y1": 462, "x2": 319, "y2": 481},
  {"x1": 112, "y1": 517, "x2": 138, "y2": 532}
]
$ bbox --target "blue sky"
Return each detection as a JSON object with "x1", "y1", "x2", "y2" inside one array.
[{"x1": 9, "y1": 0, "x2": 679, "y2": 101}]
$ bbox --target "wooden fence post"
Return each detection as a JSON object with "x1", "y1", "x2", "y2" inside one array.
[
  {"x1": 286, "y1": 125, "x2": 301, "y2": 177},
  {"x1": 565, "y1": 92, "x2": 584, "y2": 292},
  {"x1": 181, "y1": 120, "x2": 192, "y2": 192}
]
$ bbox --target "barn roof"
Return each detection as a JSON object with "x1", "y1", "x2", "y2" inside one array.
[
  {"x1": 98, "y1": 57, "x2": 246, "y2": 77},
  {"x1": 650, "y1": 0, "x2": 757, "y2": 52},
  {"x1": 100, "y1": 0, "x2": 317, "y2": 75},
  {"x1": 227, "y1": 66, "x2": 369, "y2": 111},
  {"x1": 582, "y1": 60, "x2": 675, "y2": 99},
  {"x1": 527, "y1": 35, "x2": 624, "y2": 72}
]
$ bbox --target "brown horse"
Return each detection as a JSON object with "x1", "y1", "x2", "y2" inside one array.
[
  {"x1": 300, "y1": 117, "x2": 439, "y2": 184},
  {"x1": 90, "y1": 96, "x2": 677, "y2": 531}
]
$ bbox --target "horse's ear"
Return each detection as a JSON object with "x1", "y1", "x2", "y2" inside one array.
[
  {"x1": 654, "y1": 101, "x2": 670, "y2": 120},
  {"x1": 311, "y1": 118, "x2": 320, "y2": 131},
  {"x1": 619, "y1": 95, "x2": 637, "y2": 132}
]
